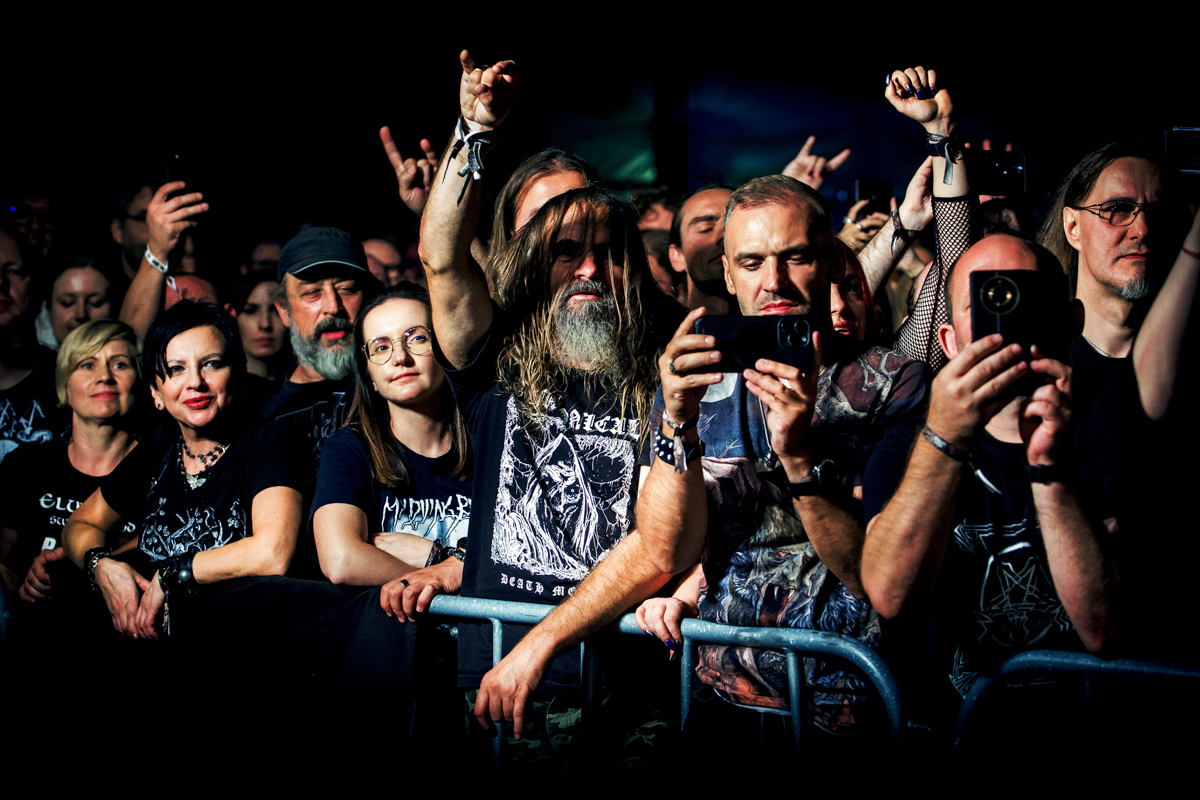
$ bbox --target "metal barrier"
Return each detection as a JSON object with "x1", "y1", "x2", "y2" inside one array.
[
  {"x1": 426, "y1": 594, "x2": 905, "y2": 757},
  {"x1": 955, "y1": 649, "x2": 1200, "y2": 744}
]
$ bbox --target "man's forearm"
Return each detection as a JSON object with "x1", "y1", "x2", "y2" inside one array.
[
  {"x1": 1032, "y1": 482, "x2": 1117, "y2": 654},
  {"x1": 859, "y1": 219, "x2": 909, "y2": 297},
  {"x1": 419, "y1": 131, "x2": 493, "y2": 368},
  {"x1": 861, "y1": 438, "x2": 963, "y2": 619},
  {"x1": 118, "y1": 256, "x2": 168, "y2": 339},
  {"x1": 634, "y1": 429, "x2": 709, "y2": 574},
  {"x1": 793, "y1": 495, "x2": 867, "y2": 598},
  {"x1": 513, "y1": 531, "x2": 675, "y2": 664}
]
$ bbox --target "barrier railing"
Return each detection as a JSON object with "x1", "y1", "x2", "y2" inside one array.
[
  {"x1": 426, "y1": 594, "x2": 905, "y2": 757},
  {"x1": 955, "y1": 649, "x2": 1200, "y2": 744}
]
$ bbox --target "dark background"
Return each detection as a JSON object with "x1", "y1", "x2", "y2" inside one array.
[{"x1": 5, "y1": 26, "x2": 1196, "y2": 283}]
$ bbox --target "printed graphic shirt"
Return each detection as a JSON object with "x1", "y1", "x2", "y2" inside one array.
[
  {"x1": 0, "y1": 346, "x2": 64, "y2": 467},
  {"x1": 438, "y1": 311, "x2": 643, "y2": 692},
  {"x1": 0, "y1": 440, "x2": 137, "y2": 573},
  {"x1": 100, "y1": 417, "x2": 313, "y2": 561},
  {"x1": 639, "y1": 339, "x2": 928, "y2": 711},
  {"x1": 933, "y1": 430, "x2": 1084, "y2": 705},
  {"x1": 311, "y1": 426, "x2": 471, "y2": 547},
  {"x1": 258, "y1": 376, "x2": 352, "y2": 458}
]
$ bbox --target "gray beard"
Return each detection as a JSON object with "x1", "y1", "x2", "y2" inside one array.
[
  {"x1": 552, "y1": 282, "x2": 619, "y2": 373},
  {"x1": 1119, "y1": 274, "x2": 1150, "y2": 301},
  {"x1": 290, "y1": 324, "x2": 354, "y2": 381}
]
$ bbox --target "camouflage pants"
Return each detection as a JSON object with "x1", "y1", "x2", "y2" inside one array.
[{"x1": 463, "y1": 689, "x2": 673, "y2": 775}]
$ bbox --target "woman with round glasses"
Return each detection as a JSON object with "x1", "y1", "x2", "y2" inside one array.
[{"x1": 312, "y1": 283, "x2": 472, "y2": 621}]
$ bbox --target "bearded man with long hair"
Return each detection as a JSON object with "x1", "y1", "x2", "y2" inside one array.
[{"x1": 399, "y1": 51, "x2": 683, "y2": 770}]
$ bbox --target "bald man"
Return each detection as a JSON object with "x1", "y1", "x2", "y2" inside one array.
[{"x1": 861, "y1": 234, "x2": 1117, "y2": 733}]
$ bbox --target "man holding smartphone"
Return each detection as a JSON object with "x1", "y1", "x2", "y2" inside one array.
[
  {"x1": 482, "y1": 175, "x2": 929, "y2": 751},
  {"x1": 860, "y1": 233, "x2": 1117, "y2": 737}
]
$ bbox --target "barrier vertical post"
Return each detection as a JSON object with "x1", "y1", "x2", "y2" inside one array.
[
  {"x1": 786, "y1": 651, "x2": 803, "y2": 752},
  {"x1": 491, "y1": 617, "x2": 504, "y2": 766}
]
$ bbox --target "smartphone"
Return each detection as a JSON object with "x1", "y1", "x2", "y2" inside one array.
[
  {"x1": 965, "y1": 149, "x2": 1026, "y2": 196},
  {"x1": 165, "y1": 153, "x2": 189, "y2": 200},
  {"x1": 970, "y1": 270, "x2": 1069, "y2": 394},
  {"x1": 693, "y1": 315, "x2": 814, "y2": 374},
  {"x1": 854, "y1": 178, "x2": 892, "y2": 219}
]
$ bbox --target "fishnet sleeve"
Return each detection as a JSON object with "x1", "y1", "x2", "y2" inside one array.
[{"x1": 893, "y1": 195, "x2": 980, "y2": 373}]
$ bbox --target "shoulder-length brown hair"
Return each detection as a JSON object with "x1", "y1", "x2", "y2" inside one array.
[
  {"x1": 489, "y1": 186, "x2": 684, "y2": 449},
  {"x1": 344, "y1": 283, "x2": 472, "y2": 492}
]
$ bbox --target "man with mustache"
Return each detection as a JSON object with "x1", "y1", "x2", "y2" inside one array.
[
  {"x1": 262, "y1": 227, "x2": 374, "y2": 457},
  {"x1": 410, "y1": 51, "x2": 682, "y2": 769}
]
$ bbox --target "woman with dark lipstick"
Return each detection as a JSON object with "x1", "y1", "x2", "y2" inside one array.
[{"x1": 62, "y1": 300, "x2": 315, "y2": 648}]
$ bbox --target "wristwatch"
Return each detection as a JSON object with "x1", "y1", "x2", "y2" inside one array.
[
  {"x1": 785, "y1": 459, "x2": 837, "y2": 498},
  {"x1": 1027, "y1": 463, "x2": 1069, "y2": 484}
]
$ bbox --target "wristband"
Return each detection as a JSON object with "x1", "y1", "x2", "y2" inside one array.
[
  {"x1": 925, "y1": 126, "x2": 965, "y2": 185},
  {"x1": 890, "y1": 208, "x2": 920, "y2": 253},
  {"x1": 1182, "y1": 246, "x2": 1200, "y2": 260},
  {"x1": 654, "y1": 428, "x2": 704, "y2": 469},
  {"x1": 144, "y1": 247, "x2": 178, "y2": 291},
  {"x1": 921, "y1": 425, "x2": 969, "y2": 463},
  {"x1": 1027, "y1": 463, "x2": 1070, "y2": 484},
  {"x1": 445, "y1": 115, "x2": 497, "y2": 204},
  {"x1": 661, "y1": 412, "x2": 700, "y2": 473},
  {"x1": 84, "y1": 546, "x2": 112, "y2": 593}
]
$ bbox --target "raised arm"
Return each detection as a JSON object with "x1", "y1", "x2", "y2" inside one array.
[
  {"x1": 1132, "y1": 209, "x2": 1200, "y2": 420},
  {"x1": 635, "y1": 308, "x2": 723, "y2": 573},
  {"x1": 886, "y1": 67, "x2": 977, "y2": 372},
  {"x1": 406, "y1": 50, "x2": 519, "y2": 368},
  {"x1": 1022, "y1": 355, "x2": 1117, "y2": 653},
  {"x1": 858, "y1": 156, "x2": 935, "y2": 297},
  {"x1": 782, "y1": 135, "x2": 851, "y2": 192},
  {"x1": 119, "y1": 182, "x2": 208, "y2": 338},
  {"x1": 863, "y1": 334, "x2": 1027, "y2": 618}
]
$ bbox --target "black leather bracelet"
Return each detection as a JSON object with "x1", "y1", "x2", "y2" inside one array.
[
  {"x1": 654, "y1": 428, "x2": 704, "y2": 467},
  {"x1": 1027, "y1": 463, "x2": 1070, "y2": 484},
  {"x1": 84, "y1": 547, "x2": 112, "y2": 594}
]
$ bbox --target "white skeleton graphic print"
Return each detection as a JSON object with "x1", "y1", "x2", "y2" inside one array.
[
  {"x1": 491, "y1": 397, "x2": 638, "y2": 581},
  {"x1": 0, "y1": 397, "x2": 53, "y2": 465}
]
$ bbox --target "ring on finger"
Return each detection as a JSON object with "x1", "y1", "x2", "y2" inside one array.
[
  {"x1": 855, "y1": 222, "x2": 864, "y2": 231},
  {"x1": 669, "y1": 358, "x2": 677, "y2": 375},
  {"x1": 400, "y1": 579, "x2": 410, "y2": 588}
]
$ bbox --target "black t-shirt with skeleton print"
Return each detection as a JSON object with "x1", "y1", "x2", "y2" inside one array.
[
  {"x1": 100, "y1": 415, "x2": 313, "y2": 562},
  {"x1": 437, "y1": 311, "x2": 643, "y2": 692}
]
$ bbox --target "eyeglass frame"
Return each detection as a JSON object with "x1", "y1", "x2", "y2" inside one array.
[
  {"x1": 1067, "y1": 199, "x2": 1157, "y2": 227},
  {"x1": 361, "y1": 326, "x2": 434, "y2": 364}
]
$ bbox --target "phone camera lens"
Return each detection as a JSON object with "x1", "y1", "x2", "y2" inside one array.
[{"x1": 980, "y1": 275, "x2": 1020, "y2": 315}]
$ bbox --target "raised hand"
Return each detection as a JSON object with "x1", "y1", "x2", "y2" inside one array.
[
  {"x1": 458, "y1": 50, "x2": 520, "y2": 132},
  {"x1": 885, "y1": 67, "x2": 954, "y2": 135},
  {"x1": 783, "y1": 136, "x2": 851, "y2": 191},
  {"x1": 1020, "y1": 350, "x2": 1073, "y2": 467},
  {"x1": 839, "y1": 200, "x2": 890, "y2": 253},
  {"x1": 927, "y1": 334, "x2": 1027, "y2": 449},
  {"x1": 743, "y1": 332, "x2": 823, "y2": 478},
  {"x1": 379, "y1": 131, "x2": 439, "y2": 216},
  {"x1": 146, "y1": 182, "x2": 207, "y2": 263},
  {"x1": 659, "y1": 307, "x2": 726, "y2": 426},
  {"x1": 898, "y1": 156, "x2": 935, "y2": 231}
]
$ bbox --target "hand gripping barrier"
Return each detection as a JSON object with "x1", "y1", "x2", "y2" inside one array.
[
  {"x1": 426, "y1": 594, "x2": 906, "y2": 758},
  {"x1": 955, "y1": 649, "x2": 1200, "y2": 744}
]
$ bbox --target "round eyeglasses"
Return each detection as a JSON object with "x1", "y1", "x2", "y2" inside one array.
[
  {"x1": 362, "y1": 326, "x2": 433, "y2": 364},
  {"x1": 1069, "y1": 200, "x2": 1157, "y2": 227}
]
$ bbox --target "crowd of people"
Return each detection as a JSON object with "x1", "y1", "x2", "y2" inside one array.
[{"x1": 2, "y1": 54, "x2": 1198, "y2": 771}]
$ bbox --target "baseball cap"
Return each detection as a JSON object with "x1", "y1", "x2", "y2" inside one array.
[{"x1": 278, "y1": 226, "x2": 370, "y2": 283}]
